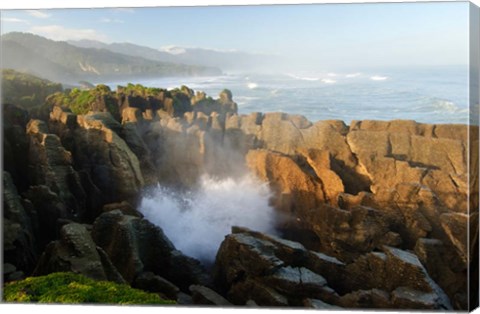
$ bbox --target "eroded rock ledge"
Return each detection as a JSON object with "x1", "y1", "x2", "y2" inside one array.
[
  {"x1": 214, "y1": 226, "x2": 452, "y2": 310},
  {"x1": 3, "y1": 88, "x2": 478, "y2": 310}
]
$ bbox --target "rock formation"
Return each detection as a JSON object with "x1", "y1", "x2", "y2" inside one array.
[
  {"x1": 91, "y1": 210, "x2": 210, "y2": 291},
  {"x1": 2, "y1": 85, "x2": 477, "y2": 310},
  {"x1": 213, "y1": 226, "x2": 452, "y2": 310}
]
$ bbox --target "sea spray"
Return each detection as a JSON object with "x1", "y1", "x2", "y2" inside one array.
[{"x1": 139, "y1": 174, "x2": 277, "y2": 264}]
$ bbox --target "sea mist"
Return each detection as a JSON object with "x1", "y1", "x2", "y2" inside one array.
[{"x1": 139, "y1": 174, "x2": 277, "y2": 264}]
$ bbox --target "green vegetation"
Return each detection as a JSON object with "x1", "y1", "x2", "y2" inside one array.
[
  {"x1": 2, "y1": 67, "x2": 223, "y2": 119},
  {"x1": 4, "y1": 272, "x2": 175, "y2": 305},
  {"x1": 117, "y1": 83, "x2": 165, "y2": 97},
  {"x1": 46, "y1": 84, "x2": 118, "y2": 115},
  {"x1": 1, "y1": 69, "x2": 63, "y2": 109},
  {"x1": 220, "y1": 89, "x2": 233, "y2": 100}
]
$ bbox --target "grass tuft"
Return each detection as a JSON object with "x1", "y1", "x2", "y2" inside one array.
[{"x1": 4, "y1": 272, "x2": 175, "y2": 305}]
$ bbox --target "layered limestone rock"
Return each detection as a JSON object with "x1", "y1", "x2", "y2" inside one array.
[
  {"x1": 91, "y1": 210, "x2": 210, "y2": 291},
  {"x1": 3, "y1": 171, "x2": 37, "y2": 274},
  {"x1": 119, "y1": 122, "x2": 158, "y2": 185},
  {"x1": 26, "y1": 119, "x2": 87, "y2": 219},
  {"x1": 33, "y1": 223, "x2": 125, "y2": 284},
  {"x1": 214, "y1": 227, "x2": 452, "y2": 310},
  {"x1": 3, "y1": 104, "x2": 30, "y2": 192},
  {"x1": 50, "y1": 107, "x2": 153, "y2": 202},
  {"x1": 74, "y1": 113, "x2": 145, "y2": 203},
  {"x1": 245, "y1": 149, "x2": 327, "y2": 216},
  {"x1": 133, "y1": 271, "x2": 180, "y2": 301},
  {"x1": 346, "y1": 122, "x2": 468, "y2": 213}
]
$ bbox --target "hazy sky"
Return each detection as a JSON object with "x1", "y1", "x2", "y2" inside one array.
[{"x1": 1, "y1": 2, "x2": 469, "y2": 69}]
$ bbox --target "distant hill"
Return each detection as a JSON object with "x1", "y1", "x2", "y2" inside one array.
[
  {"x1": 1, "y1": 32, "x2": 221, "y2": 84},
  {"x1": 67, "y1": 39, "x2": 176, "y2": 63},
  {"x1": 68, "y1": 39, "x2": 283, "y2": 73},
  {"x1": 2, "y1": 40, "x2": 76, "y2": 82}
]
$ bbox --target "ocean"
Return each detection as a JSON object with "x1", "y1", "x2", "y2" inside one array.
[{"x1": 106, "y1": 65, "x2": 471, "y2": 125}]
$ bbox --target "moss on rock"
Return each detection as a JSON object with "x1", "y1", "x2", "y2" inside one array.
[{"x1": 4, "y1": 272, "x2": 175, "y2": 305}]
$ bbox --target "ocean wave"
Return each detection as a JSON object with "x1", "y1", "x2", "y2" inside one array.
[
  {"x1": 412, "y1": 98, "x2": 467, "y2": 115},
  {"x1": 345, "y1": 73, "x2": 361, "y2": 78},
  {"x1": 431, "y1": 99, "x2": 468, "y2": 113},
  {"x1": 300, "y1": 77, "x2": 320, "y2": 81},
  {"x1": 286, "y1": 73, "x2": 320, "y2": 81},
  {"x1": 247, "y1": 82, "x2": 259, "y2": 89},
  {"x1": 235, "y1": 96, "x2": 261, "y2": 105},
  {"x1": 321, "y1": 78, "x2": 336, "y2": 84},
  {"x1": 434, "y1": 100, "x2": 457, "y2": 111},
  {"x1": 139, "y1": 175, "x2": 277, "y2": 263},
  {"x1": 370, "y1": 75, "x2": 388, "y2": 81}
]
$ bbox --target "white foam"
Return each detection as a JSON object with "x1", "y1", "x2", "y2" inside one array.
[
  {"x1": 247, "y1": 82, "x2": 258, "y2": 89},
  {"x1": 370, "y1": 75, "x2": 388, "y2": 81},
  {"x1": 321, "y1": 78, "x2": 336, "y2": 84},
  {"x1": 431, "y1": 99, "x2": 467, "y2": 113},
  {"x1": 434, "y1": 100, "x2": 458, "y2": 111},
  {"x1": 300, "y1": 77, "x2": 320, "y2": 81},
  {"x1": 345, "y1": 72, "x2": 361, "y2": 78},
  {"x1": 139, "y1": 174, "x2": 277, "y2": 263},
  {"x1": 286, "y1": 73, "x2": 320, "y2": 81},
  {"x1": 235, "y1": 95, "x2": 261, "y2": 105}
]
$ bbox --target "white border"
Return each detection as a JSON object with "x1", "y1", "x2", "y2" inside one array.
[
  {"x1": 1, "y1": 0, "x2": 479, "y2": 314},
  {"x1": 0, "y1": 0, "x2": 478, "y2": 10}
]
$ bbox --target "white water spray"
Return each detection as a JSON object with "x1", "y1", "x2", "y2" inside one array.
[{"x1": 139, "y1": 174, "x2": 277, "y2": 264}]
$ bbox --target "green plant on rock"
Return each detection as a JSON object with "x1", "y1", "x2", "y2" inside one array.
[
  {"x1": 45, "y1": 91, "x2": 72, "y2": 108},
  {"x1": 45, "y1": 84, "x2": 118, "y2": 115},
  {"x1": 119, "y1": 83, "x2": 164, "y2": 97},
  {"x1": 220, "y1": 89, "x2": 232, "y2": 100},
  {"x1": 94, "y1": 84, "x2": 111, "y2": 94},
  {"x1": 69, "y1": 90, "x2": 95, "y2": 114},
  {"x1": 4, "y1": 272, "x2": 175, "y2": 305}
]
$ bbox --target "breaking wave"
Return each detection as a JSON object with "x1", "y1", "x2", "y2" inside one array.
[
  {"x1": 139, "y1": 174, "x2": 278, "y2": 264},
  {"x1": 321, "y1": 78, "x2": 336, "y2": 84},
  {"x1": 287, "y1": 73, "x2": 320, "y2": 81},
  {"x1": 370, "y1": 75, "x2": 388, "y2": 81},
  {"x1": 345, "y1": 73, "x2": 361, "y2": 78}
]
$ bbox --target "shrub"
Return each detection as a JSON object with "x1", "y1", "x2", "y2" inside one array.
[
  {"x1": 70, "y1": 90, "x2": 95, "y2": 115},
  {"x1": 4, "y1": 272, "x2": 175, "y2": 305},
  {"x1": 220, "y1": 89, "x2": 232, "y2": 100},
  {"x1": 118, "y1": 83, "x2": 164, "y2": 97},
  {"x1": 45, "y1": 85, "x2": 118, "y2": 115}
]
